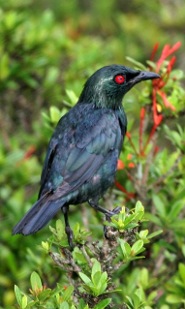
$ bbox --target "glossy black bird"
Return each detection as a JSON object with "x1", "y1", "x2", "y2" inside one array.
[{"x1": 13, "y1": 65, "x2": 159, "y2": 246}]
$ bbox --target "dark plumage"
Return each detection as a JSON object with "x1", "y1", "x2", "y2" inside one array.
[{"x1": 13, "y1": 65, "x2": 160, "y2": 246}]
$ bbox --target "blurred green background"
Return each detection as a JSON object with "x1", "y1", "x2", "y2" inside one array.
[{"x1": 0, "y1": 0, "x2": 185, "y2": 307}]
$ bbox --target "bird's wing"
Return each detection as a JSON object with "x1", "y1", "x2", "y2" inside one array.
[
  {"x1": 39, "y1": 106, "x2": 123, "y2": 198},
  {"x1": 59, "y1": 110, "x2": 123, "y2": 196}
]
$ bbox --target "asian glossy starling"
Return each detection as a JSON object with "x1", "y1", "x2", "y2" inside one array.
[{"x1": 13, "y1": 65, "x2": 160, "y2": 246}]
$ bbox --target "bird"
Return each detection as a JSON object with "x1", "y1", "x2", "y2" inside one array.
[{"x1": 13, "y1": 64, "x2": 160, "y2": 247}]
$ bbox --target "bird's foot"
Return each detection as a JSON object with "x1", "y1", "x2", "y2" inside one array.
[
  {"x1": 62, "y1": 205, "x2": 75, "y2": 249},
  {"x1": 88, "y1": 199, "x2": 121, "y2": 218},
  {"x1": 105, "y1": 206, "x2": 121, "y2": 221},
  {"x1": 88, "y1": 199, "x2": 122, "y2": 240},
  {"x1": 65, "y1": 225, "x2": 74, "y2": 249}
]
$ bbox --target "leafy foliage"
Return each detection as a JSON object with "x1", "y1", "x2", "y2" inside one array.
[{"x1": 13, "y1": 202, "x2": 160, "y2": 308}]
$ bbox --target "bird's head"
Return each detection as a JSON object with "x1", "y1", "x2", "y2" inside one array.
[{"x1": 78, "y1": 65, "x2": 160, "y2": 109}]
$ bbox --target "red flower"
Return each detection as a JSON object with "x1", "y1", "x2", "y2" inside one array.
[{"x1": 117, "y1": 159, "x2": 125, "y2": 170}]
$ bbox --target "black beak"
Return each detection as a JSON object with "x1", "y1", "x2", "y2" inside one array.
[{"x1": 130, "y1": 70, "x2": 160, "y2": 86}]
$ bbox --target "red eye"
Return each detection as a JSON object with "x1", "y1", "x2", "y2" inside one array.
[{"x1": 114, "y1": 74, "x2": 125, "y2": 84}]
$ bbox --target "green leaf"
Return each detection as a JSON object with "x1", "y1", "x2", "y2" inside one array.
[
  {"x1": 55, "y1": 219, "x2": 66, "y2": 239},
  {"x1": 63, "y1": 286, "x2": 74, "y2": 301},
  {"x1": 182, "y1": 245, "x2": 185, "y2": 258},
  {"x1": 0, "y1": 53, "x2": 9, "y2": 80},
  {"x1": 135, "y1": 201, "x2": 144, "y2": 213},
  {"x1": 49, "y1": 106, "x2": 61, "y2": 123},
  {"x1": 38, "y1": 288, "x2": 51, "y2": 301},
  {"x1": 132, "y1": 211, "x2": 144, "y2": 222},
  {"x1": 44, "y1": 67, "x2": 59, "y2": 87},
  {"x1": 73, "y1": 247, "x2": 87, "y2": 264},
  {"x1": 126, "y1": 57, "x2": 146, "y2": 70},
  {"x1": 78, "y1": 298, "x2": 89, "y2": 309},
  {"x1": 179, "y1": 263, "x2": 185, "y2": 285},
  {"x1": 60, "y1": 301, "x2": 69, "y2": 309},
  {"x1": 171, "y1": 69, "x2": 184, "y2": 80},
  {"x1": 79, "y1": 272, "x2": 91, "y2": 285},
  {"x1": 139, "y1": 268, "x2": 149, "y2": 288},
  {"x1": 14, "y1": 285, "x2": 22, "y2": 306},
  {"x1": 166, "y1": 294, "x2": 183, "y2": 304},
  {"x1": 146, "y1": 60, "x2": 157, "y2": 70},
  {"x1": 92, "y1": 271, "x2": 107, "y2": 294},
  {"x1": 30, "y1": 271, "x2": 42, "y2": 290},
  {"x1": 131, "y1": 240, "x2": 144, "y2": 255},
  {"x1": 100, "y1": 271, "x2": 108, "y2": 284},
  {"x1": 168, "y1": 201, "x2": 185, "y2": 221},
  {"x1": 41, "y1": 241, "x2": 50, "y2": 252},
  {"x1": 119, "y1": 239, "x2": 131, "y2": 259},
  {"x1": 66, "y1": 89, "x2": 78, "y2": 104},
  {"x1": 147, "y1": 229, "x2": 163, "y2": 239},
  {"x1": 21, "y1": 295, "x2": 28, "y2": 309},
  {"x1": 94, "y1": 298, "x2": 112, "y2": 309},
  {"x1": 91, "y1": 259, "x2": 101, "y2": 278},
  {"x1": 92, "y1": 271, "x2": 102, "y2": 286},
  {"x1": 138, "y1": 229, "x2": 148, "y2": 239},
  {"x1": 146, "y1": 213, "x2": 162, "y2": 226},
  {"x1": 152, "y1": 195, "x2": 166, "y2": 217}
]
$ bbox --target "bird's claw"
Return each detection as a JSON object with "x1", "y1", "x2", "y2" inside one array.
[
  {"x1": 105, "y1": 206, "x2": 121, "y2": 221},
  {"x1": 112, "y1": 206, "x2": 121, "y2": 215}
]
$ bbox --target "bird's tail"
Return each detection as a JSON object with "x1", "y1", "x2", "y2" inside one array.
[{"x1": 13, "y1": 193, "x2": 66, "y2": 235}]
